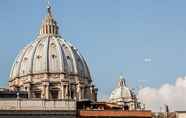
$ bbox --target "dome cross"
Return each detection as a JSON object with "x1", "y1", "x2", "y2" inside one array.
[{"x1": 47, "y1": 0, "x2": 52, "y2": 16}]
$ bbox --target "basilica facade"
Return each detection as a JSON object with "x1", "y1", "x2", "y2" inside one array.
[{"x1": 8, "y1": 5, "x2": 97, "y2": 101}]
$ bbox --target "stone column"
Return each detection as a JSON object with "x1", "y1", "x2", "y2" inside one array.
[
  {"x1": 43, "y1": 74, "x2": 49, "y2": 99},
  {"x1": 59, "y1": 75, "x2": 65, "y2": 99},
  {"x1": 63, "y1": 84, "x2": 67, "y2": 99},
  {"x1": 65, "y1": 84, "x2": 69, "y2": 99},
  {"x1": 59, "y1": 83, "x2": 64, "y2": 99},
  {"x1": 77, "y1": 84, "x2": 85, "y2": 100},
  {"x1": 74, "y1": 84, "x2": 77, "y2": 100},
  {"x1": 63, "y1": 85, "x2": 66, "y2": 99},
  {"x1": 27, "y1": 84, "x2": 31, "y2": 98},
  {"x1": 70, "y1": 84, "x2": 76, "y2": 100},
  {"x1": 77, "y1": 84, "x2": 81, "y2": 100},
  {"x1": 45, "y1": 84, "x2": 49, "y2": 99},
  {"x1": 42, "y1": 82, "x2": 49, "y2": 99},
  {"x1": 41, "y1": 85, "x2": 45, "y2": 99}
]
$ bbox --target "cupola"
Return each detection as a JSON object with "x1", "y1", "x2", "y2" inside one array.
[{"x1": 39, "y1": 4, "x2": 59, "y2": 36}]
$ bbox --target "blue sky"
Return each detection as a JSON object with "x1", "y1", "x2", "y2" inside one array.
[{"x1": 1, "y1": 0, "x2": 186, "y2": 98}]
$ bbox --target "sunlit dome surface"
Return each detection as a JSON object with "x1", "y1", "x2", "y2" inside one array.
[
  {"x1": 8, "y1": 2, "x2": 97, "y2": 102},
  {"x1": 110, "y1": 77, "x2": 132, "y2": 102},
  {"x1": 10, "y1": 6, "x2": 91, "y2": 81}
]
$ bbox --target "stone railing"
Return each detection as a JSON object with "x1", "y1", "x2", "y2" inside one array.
[{"x1": 0, "y1": 99, "x2": 76, "y2": 110}]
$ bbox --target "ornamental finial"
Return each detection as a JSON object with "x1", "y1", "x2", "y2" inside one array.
[
  {"x1": 119, "y1": 74, "x2": 126, "y2": 86},
  {"x1": 47, "y1": 0, "x2": 52, "y2": 16}
]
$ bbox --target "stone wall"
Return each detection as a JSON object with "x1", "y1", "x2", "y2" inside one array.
[
  {"x1": 176, "y1": 112, "x2": 186, "y2": 118},
  {"x1": 0, "y1": 99, "x2": 76, "y2": 110}
]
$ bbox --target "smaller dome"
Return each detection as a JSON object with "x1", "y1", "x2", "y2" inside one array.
[
  {"x1": 109, "y1": 76, "x2": 132, "y2": 103},
  {"x1": 109, "y1": 76, "x2": 142, "y2": 110}
]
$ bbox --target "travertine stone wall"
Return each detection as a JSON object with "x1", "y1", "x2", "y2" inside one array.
[
  {"x1": 176, "y1": 112, "x2": 186, "y2": 118},
  {"x1": 0, "y1": 99, "x2": 76, "y2": 110}
]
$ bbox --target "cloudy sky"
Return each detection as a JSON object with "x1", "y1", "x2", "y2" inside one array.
[
  {"x1": 1, "y1": 0, "x2": 186, "y2": 111},
  {"x1": 139, "y1": 77, "x2": 186, "y2": 111}
]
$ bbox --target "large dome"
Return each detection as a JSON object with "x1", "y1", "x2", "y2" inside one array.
[
  {"x1": 9, "y1": 5, "x2": 97, "y2": 101},
  {"x1": 10, "y1": 35, "x2": 91, "y2": 81}
]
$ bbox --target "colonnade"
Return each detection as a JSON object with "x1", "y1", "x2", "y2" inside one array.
[{"x1": 25, "y1": 82, "x2": 86, "y2": 100}]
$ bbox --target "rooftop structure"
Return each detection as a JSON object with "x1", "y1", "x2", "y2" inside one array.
[{"x1": 8, "y1": 2, "x2": 97, "y2": 101}]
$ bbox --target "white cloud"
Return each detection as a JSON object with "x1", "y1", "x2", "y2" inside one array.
[
  {"x1": 144, "y1": 58, "x2": 152, "y2": 63},
  {"x1": 138, "y1": 76, "x2": 186, "y2": 112}
]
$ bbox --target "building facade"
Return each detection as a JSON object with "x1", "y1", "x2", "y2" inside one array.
[{"x1": 8, "y1": 4, "x2": 97, "y2": 101}]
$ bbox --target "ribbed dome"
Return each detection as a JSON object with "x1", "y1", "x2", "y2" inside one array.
[
  {"x1": 8, "y1": 4, "x2": 97, "y2": 101},
  {"x1": 109, "y1": 76, "x2": 139, "y2": 110},
  {"x1": 110, "y1": 79, "x2": 132, "y2": 100},
  {"x1": 10, "y1": 4, "x2": 92, "y2": 84},
  {"x1": 10, "y1": 36, "x2": 91, "y2": 80},
  {"x1": 109, "y1": 76, "x2": 133, "y2": 104},
  {"x1": 10, "y1": 6, "x2": 91, "y2": 81}
]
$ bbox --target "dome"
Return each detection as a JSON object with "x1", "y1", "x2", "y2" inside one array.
[
  {"x1": 9, "y1": 35, "x2": 91, "y2": 81},
  {"x1": 8, "y1": 4, "x2": 97, "y2": 101},
  {"x1": 110, "y1": 79, "x2": 132, "y2": 101},
  {"x1": 109, "y1": 75, "x2": 134, "y2": 105},
  {"x1": 10, "y1": 6, "x2": 91, "y2": 82},
  {"x1": 109, "y1": 76, "x2": 140, "y2": 110}
]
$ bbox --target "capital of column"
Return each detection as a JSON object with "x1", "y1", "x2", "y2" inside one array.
[{"x1": 42, "y1": 81, "x2": 49, "y2": 86}]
